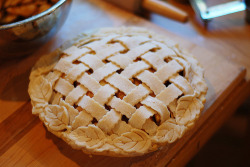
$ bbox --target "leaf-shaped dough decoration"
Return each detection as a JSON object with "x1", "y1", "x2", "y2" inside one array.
[
  {"x1": 32, "y1": 106, "x2": 44, "y2": 115},
  {"x1": 44, "y1": 105, "x2": 69, "y2": 131},
  {"x1": 68, "y1": 125, "x2": 106, "y2": 149},
  {"x1": 186, "y1": 54, "x2": 208, "y2": 96},
  {"x1": 175, "y1": 95, "x2": 203, "y2": 125},
  {"x1": 154, "y1": 119, "x2": 186, "y2": 143},
  {"x1": 29, "y1": 76, "x2": 52, "y2": 105},
  {"x1": 60, "y1": 99, "x2": 80, "y2": 126},
  {"x1": 113, "y1": 129, "x2": 151, "y2": 153}
]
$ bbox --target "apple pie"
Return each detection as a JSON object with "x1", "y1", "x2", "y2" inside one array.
[{"x1": 28, "y1": 27, "x2": 207, "y2": 156}]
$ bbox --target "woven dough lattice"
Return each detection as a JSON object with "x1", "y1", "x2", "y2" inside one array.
[{"x1": 28, "y1": 27, "x2": 207, "y2": 156}]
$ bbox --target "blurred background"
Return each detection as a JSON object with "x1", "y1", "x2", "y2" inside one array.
[{"x1": 187, "y1": 97, "x2": 250, "y2": 167}]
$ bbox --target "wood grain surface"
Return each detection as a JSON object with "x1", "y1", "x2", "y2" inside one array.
[{"x1": 0, "y1": 0, "x2": 249, "y2": 166}]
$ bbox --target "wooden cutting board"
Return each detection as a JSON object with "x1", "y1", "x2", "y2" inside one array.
[{"x1": 0, "y1": 0, "x2": 248, "y2": 166}]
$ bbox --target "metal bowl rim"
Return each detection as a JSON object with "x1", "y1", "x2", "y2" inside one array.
[{"x1": 0, "y1": 0, "x2": 68, "y2": 30}]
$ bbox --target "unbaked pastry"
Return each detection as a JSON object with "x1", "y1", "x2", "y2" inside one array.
[{"x1": 28, "y1": 27, "x2": 207, "y2": 156}]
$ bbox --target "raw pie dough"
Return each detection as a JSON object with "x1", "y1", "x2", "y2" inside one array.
[{"x1": 28, "y1": 27, "x2": 207, "y2": 157}]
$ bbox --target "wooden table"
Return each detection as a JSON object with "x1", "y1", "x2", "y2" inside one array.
[{"x1": 0, "y1": 0, "x2": 249, "y2": 166}]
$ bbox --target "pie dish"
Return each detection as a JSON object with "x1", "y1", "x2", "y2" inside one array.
[{"x1": 28, "y1": 27, "x2": 207, "y2": 157}]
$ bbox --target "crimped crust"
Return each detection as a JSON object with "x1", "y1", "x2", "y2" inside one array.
[{"x1": 28, "y1": 27, "x2": 207, "y2": 157}]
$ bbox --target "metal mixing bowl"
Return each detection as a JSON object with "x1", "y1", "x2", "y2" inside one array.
[{"x1": 0, "y1": 0, "x2": 72, "y2": 58}]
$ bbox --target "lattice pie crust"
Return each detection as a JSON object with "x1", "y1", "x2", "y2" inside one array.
[{"x1": 28, "y1": 27, "x2": 207, "y2": 156}]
